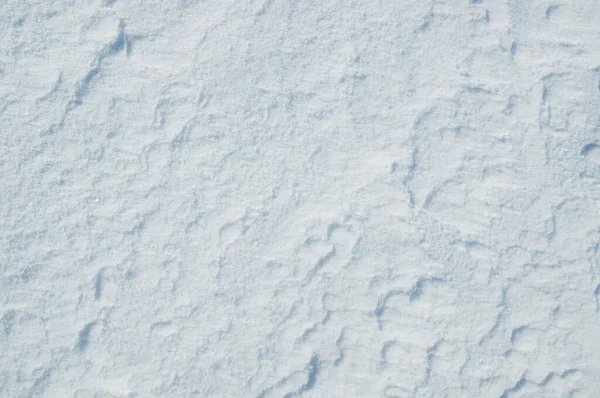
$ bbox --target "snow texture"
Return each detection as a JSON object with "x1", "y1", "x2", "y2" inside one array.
[{"x1": 1, "y1": 0, "x2": 600, "y2": 397}]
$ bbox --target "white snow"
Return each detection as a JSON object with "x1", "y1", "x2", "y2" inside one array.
[{"x1": 1, "y1": 0, "x2": 600, "y2": 397}]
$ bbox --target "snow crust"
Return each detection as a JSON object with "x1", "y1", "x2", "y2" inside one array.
[{"x1": 1, "y1": 0, "x2": 600, "y2": 396}]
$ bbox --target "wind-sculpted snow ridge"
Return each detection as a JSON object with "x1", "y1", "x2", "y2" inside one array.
[{"x1": 1, "y1": 0, "x2": 600, "y2": 397}]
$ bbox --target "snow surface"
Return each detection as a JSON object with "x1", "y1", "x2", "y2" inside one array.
[{"x1": 1, "y1": 0, "x2": 600, "y2": 397}]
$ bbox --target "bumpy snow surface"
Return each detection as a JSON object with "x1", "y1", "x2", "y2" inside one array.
[{"x1": 2, "y1": 1, "x2": 600, "y2": 397}]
